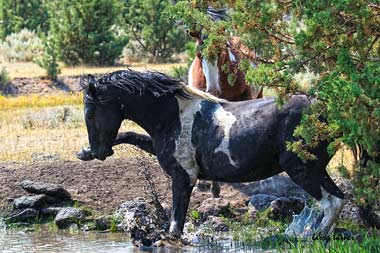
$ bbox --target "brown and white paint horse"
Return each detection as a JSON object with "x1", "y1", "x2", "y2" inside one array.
[
  {"x1": 187, "y1": 27, "x2": 262, "y2": 101},
  {"x1": 186, "y1": 9, "x2": 263, "y2": 196}
]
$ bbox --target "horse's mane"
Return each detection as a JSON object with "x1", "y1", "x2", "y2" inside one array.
[
  {"x1": 84, "y1": 69, "x2": 224, "y2": 103},
  {"x1": 206, "y1": 7, "x2": 230, "y2": 22}
]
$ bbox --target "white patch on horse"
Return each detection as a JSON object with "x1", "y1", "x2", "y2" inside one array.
[
  {"x1": 169, "y1": 220, "x2": 177, "y2": 233},
  {"x1": 318, "y1": 187, "x2": 344, "y2": 236},
  {"x1": 213, "y1": 104, "x2": 238, "y2": 167},
  {"x1": 228, "y1": 48, "x2": 237, "y2": 63},
  {"x1": 173, "y1": 98, "x2": 202, "y2": 186},
  {"x1": 188, "y1": 58, "x2": 196, "y2": 86},
  {"x1": 201, "y1": 58, "x2": 221, "y2": 95}
]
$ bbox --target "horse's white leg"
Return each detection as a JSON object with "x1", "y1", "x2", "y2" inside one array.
[{"x1": 316, "y1": 187, "x2": 345, "y2": 237}]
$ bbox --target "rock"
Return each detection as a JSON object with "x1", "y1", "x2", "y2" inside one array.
[
  {"x1": 55, "y1": 207, "x2": 85, "y2": 229},
  {"x1": 268, "y1": 197, "x2": 305, "y2": 220},
  {"x1": 203, "y1": 216, "x2": 228, "y2": 232},
  {"x1": 40, "y1": 207, "x2": 64, "y2": 217},
  {"x1": 6, "y1": 197, "x2": 15, "y2": 203},
  {"x1": 194, "y1": 181, "x2": 211, "y2": 192},
  {"x1": 233, "y1": 174, "x2": 309, "y2": 200},
  {"x1": 248, "y1": 194, "x2": 277, "y2": 211},
  {"x1": 197, "y1": 198, "x2": 231, "y2": 221},
  {"x1": 95, "y1": 216, "x2": 112, "y2": 231},
  {"x1": 6, "y1": 208, "x2": 39, "y2": 223},
  {"x1": 13, "y1": 194, "x2": 57, "y2": 209},
  {"x1": 115, "y1": 197, "x2": 167, "y2": 246},
  {"x1": 20, "y1": 180, "x2": 71, "y2": 200},
  {"x1": 333, "y1": 177, "x2": 359, "y2": 220}
]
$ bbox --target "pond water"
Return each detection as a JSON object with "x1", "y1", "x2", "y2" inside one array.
[
  {"x1": 0, "y1": 227, "x2": 136, "y2": 253},
  {"x1": 0, "y1": 221, "x2": 268, "y2": 253}
]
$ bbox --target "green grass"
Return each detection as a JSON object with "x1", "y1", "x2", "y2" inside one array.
[{"x1": 214, "y1": 209, "x2": 380, "y2": 252}]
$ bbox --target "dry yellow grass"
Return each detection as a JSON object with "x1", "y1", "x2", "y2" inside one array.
[
  {"x1": 2, "y1": 62, "x2": 185, "y2": 79},
  {"x1": 0, "y1": 92, "x2": 82, "y2": 109},
  {"x1": 0, "y1": 105, "x2": 146, "y2": 162}
]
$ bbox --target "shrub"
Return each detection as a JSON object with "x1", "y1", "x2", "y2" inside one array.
[
  {"x1": 48, "y1": 0, "x2": 127, "y2": 66},
  {"x1": 34, "y1": 35, "x2": 61, "y2": 80},
  {"x1": 0, "y1": 67, "x2": 11, "y2": 93},
  {"x1": 121, "y1": 0, "x2": 188, "y2": 63},
  {"x1": 169, "y1": 65, "x2": 188, "y2": 83},
  {"x1": 0, "y1": 28, "x2": 43, "y2": 62},
  {"x1": 0, "y1": 0, "x2": 49, "y2": 40}
]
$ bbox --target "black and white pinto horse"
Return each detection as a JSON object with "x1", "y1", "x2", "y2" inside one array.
[{"x1": 83, "y1": 70, "x2": 344, "y2": 238}]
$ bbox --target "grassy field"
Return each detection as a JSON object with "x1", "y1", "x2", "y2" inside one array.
[
  {"x1": 0, "y1": 62, "x2": 183, "y2": 162},
  {"x1": 0, "y1": 103, "x2": 147, "y2": 162},
  {"x1": 3, "y1": 62, "x2": 185, "y2": 79}
]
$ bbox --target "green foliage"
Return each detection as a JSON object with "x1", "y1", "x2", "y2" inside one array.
[
  {"x1": 0, "y1": 28, "x2": 43, "y2": 62},
  {"x1": 34, "y1": 35, "x2": 61, "y2": 80},
  {"x1": 352, "y1": 161, "x2": 380, "y2": 208},
  {"x1": 170, "y1": 65, "x2": 188, "y2": 83},
  {"x1": 109, "y1": 216, "x2": 121, "y2": 233},
  {"x1": 170, "y1": 0, "x2": 380, "y2": 210},
  {"x1": 0, "y1": 0, "x2": 49, "y2": 40},
  {"x1": 169, "y1": 41, "x2": 197, "y2": 82},
  {"x1": 48, "y1": 0, "x2": 127, "y2": 66},
  {"x1": 121, "y1": 0, "x2": 188, "y2": 63},
  {"x1": 189, "y1": 209, "x2": 201, "y2": 221}
]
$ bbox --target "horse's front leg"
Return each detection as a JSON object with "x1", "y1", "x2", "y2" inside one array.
[{"x1": 169, "y1": 166, "x2": 194, "y2": 237}]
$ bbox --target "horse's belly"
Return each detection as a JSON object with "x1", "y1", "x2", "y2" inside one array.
[{"x1": 195, "y1": 139, "x2": 281, "y2": 183}]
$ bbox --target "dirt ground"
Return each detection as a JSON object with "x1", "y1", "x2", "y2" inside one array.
[{"x1": 0, "y1": 155, "x2": 248, "y2": 215}]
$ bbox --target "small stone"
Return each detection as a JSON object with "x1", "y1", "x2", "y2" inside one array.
[
  {"x1": 55, "y1": 207, "x2": 85, "y2": 229},
  {"x1": 203, "y1": 216, "x2": 228, "y2": 232},
  {"x1": 6, "y1": 208, "x2": 39, "y2": 223},
  {"x1": 41, "y1": 207, "x2": 64, "y2": 217},
  {"x1": 269, "y1": 197, "x2": 305, "y2": 220},
  {"x1": 13, "y1": 194, "x2": 57, "y2": 209},
  {"x1": 248, "y1": 194, "x2": 277, "y2": 211},
  {"x1": 197, "y1": 198, "x2": 231, "y2": 221},
  {"x1": 20, "y1": 180, "x2": 71, "y2": 200},
  {"x1": 95, "y1": 216, "x2": 112, "y2": 231}
]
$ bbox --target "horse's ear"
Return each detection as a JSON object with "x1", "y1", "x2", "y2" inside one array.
[{"x1": 88, "y1": 75, "x2": 97, "y2": 97}]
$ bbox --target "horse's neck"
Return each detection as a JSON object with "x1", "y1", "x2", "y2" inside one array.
[{"x1": 121, "y1": 94, "x2": 179, "y2": 137}]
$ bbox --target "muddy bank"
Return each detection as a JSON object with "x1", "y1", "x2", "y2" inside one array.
[{"x1": 0, "y1": 156, "x2": 248, "y2": 215}]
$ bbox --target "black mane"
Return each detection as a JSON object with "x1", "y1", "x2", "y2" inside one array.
[
  {"x1": 84, "y1": 70, "x2": 192, "y2": 100},
  {"x1": 206, "y1": 7, "x2": 230, "y2": 22}
]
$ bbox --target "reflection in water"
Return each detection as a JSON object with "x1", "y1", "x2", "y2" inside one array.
[
  {"x1": 0, "y1": 228, "x2": 135, "y2": 253},
  {"x1": 0, "y1": 226, "x2": 263, "y2": 253}
]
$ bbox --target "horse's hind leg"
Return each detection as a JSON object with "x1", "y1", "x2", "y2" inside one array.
[
  {"x1": 281, "y1": 152, "x2": 344, "y2": 238},
  {"x1": 315, "y1": 171, "x2": 345, "y2": 237}
]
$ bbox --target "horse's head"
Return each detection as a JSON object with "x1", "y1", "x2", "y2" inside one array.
[
  {"x1": 83, "y1": 76, "x2": 123, "y2": 160},
  {"x1": 186, "y1": 28, "x2": 204, "y2": 58}
]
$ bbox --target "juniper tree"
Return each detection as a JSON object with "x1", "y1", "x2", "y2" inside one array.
[
  {"x1": 169, "y1": 0, "x2": 380, "y2": 222},
  {"x1": 0, "y1": 0, "x2": 49, "y2": 40},
  {"x1": 47, "y1": 0, "x2": 127, "y2": 66},
  {"x1": 122, "y1": 0, "x2": 188, "y2": 63}
]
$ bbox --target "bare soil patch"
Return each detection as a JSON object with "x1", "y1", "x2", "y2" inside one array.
[{"x1": 0, "y1": 156, "x2": 248, "y2": 215}]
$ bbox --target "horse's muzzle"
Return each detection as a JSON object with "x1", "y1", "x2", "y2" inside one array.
[{"x1": 92, "y1": 148, "x2": 114, "y2": 161}]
